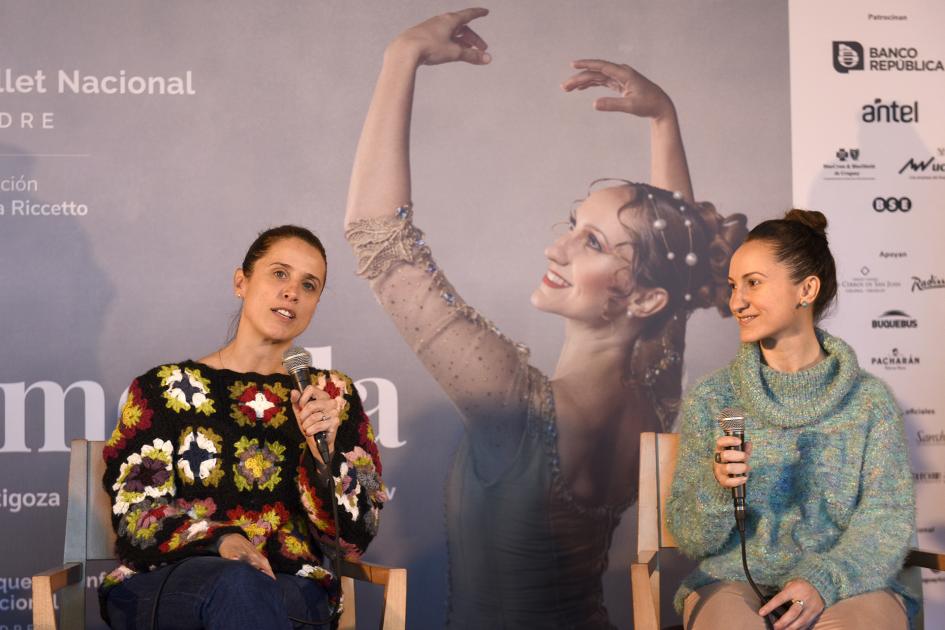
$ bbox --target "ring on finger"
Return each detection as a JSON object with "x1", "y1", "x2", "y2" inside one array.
[
  {"x1": 792, "y1": 599, "x2": 805, "y2": 608},
  {"x1": 714, "y1": 452, "x2": 722, "y2": 464},
  {"x1": 321, "y1": 414, "x2": 330, "y2": 422}
]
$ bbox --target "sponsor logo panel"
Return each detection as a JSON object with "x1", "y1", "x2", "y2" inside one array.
[
  {"x1": 871, "y1": 310, "x2": 918, "y2": 329},
  {"x1": 841, "y1": 266, "x2": 902, "y2": 294},
  {"x1": 832, "y1": 41, "x2": 944, "y2": 73}
]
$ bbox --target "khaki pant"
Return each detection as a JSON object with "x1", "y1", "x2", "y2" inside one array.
[{"x1": 683, "y1": 581, "x2": 907, "y2": 630}]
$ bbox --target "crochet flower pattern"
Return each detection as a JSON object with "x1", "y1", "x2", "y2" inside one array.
[
  {"x1": 104, "y1": 380, "x2": 154, "y2": 461},
  {"x1": 226, "y1": 502, "x2": 290, "y2": 548},
  {"x1": 118, "y1": 498, "x2": 175, "y2": 549},
  {"x1": 228, "y1": 381, "x2": 290, "y2": 428},
  {"x1": 315, "y1": 371, "x2": 352, "y2": 423},
  {"x1": 176, "y1": 426, "x2": 224, "y2": 487},
  {"x1": 232, "y1": 436, "x2": 286, "y2": 492},
  {"x1": 112, "y1": 438, "x2": 175, "y2": 515},
  {"x1": 158, "y1": 365, "x2": 216, "y2": 415}
]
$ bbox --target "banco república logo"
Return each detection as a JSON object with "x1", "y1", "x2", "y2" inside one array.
[{"x1": 833, "y1": 41, "x2": 864, "y2": 73}]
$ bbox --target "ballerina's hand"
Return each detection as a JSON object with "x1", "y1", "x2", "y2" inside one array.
[
  {"x1": 562, "y1": 59, "x2": 673, "y2": 120},
  {"x1": 389, "y1": 8, "x2": 491, "y2": 67}
]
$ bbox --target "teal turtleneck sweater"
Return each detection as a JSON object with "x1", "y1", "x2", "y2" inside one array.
[{"x1": 667, "y1": 330, "x2": 917, "y2": 618}]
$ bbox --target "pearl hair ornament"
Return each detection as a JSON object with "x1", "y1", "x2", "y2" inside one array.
[{"x1": 648, "y1": 190, "x2": 698, "y2": 303}]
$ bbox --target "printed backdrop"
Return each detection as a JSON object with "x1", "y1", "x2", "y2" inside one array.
[{"x1": 0, "y1": 1, "x2": 939, "y2": 628}]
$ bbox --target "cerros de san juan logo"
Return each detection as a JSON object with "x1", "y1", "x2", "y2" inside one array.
[{"x1": 841, "y1": 266, "x2": 901, "y2": 294}]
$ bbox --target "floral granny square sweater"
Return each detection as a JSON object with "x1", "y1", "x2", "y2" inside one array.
[{"x1": 100, "y1": 361, "x2": 388, "y2": 613}]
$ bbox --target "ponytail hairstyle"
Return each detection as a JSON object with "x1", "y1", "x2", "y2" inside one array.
[
  {"x1": 744, "y1": 209, "x2": 837, "y2": 321},
  {"x1": 226, "y1": 225, "x2": 328, "y2": 342}
]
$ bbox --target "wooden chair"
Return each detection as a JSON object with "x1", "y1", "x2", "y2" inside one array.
[
  {"x1": 631, "y1": 432, "x2": 945, "y2": 630},
  {"x1": 32, "y1": 439, "x2": 406, "y2": 630}
]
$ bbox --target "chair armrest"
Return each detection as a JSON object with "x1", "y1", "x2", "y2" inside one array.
[
  {"x1": 339, "y1": 559, "x2": 403, "y2": 586},
  {"x1": 634, "y1": 549, "x2": 658, "y2": 576},
  {"x1": 631, "y1": 550, "x2": 660, "y2": 630},
  {"x1": 337, "y1": 560, "x2": 407, "y2": 630},
  {"x1": 32, "y1": 563, "x2": 82, "y2": 630},
  {"x1": 906, "y1": 548, "x2": 945, "y2": 572}
]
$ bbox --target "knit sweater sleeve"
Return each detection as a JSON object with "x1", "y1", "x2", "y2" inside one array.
[
  {"x1": 102, "y1": 368, "x2": 246, "y2": 570},
  {"x1": 786, "y1": 378, "x2": 916, "y2": 607},
  {"x1": 296, "y1": 369, "x2": 387, "y2": 560},
  {"x1": 666, "y1": 377, "x2": 738, "y2": 557}
]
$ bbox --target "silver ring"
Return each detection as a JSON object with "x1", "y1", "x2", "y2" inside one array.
[
  {"x1": 714, "y1": 452, "x2": 722, "y2": 464},
  {"x1": 792, "y1": 599, "x2": 805, "y2": 608},
  {"x1": 320, "y1": 414, "x2": 330, "y2": 422}
]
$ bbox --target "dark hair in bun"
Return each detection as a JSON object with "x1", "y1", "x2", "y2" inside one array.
[{"x1": 745, "y1": 208, "x2": 837, "y2": 320}]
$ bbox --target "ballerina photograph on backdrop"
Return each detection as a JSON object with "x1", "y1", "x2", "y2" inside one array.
[{"x1": 343, "y1": 8, "x2": 747, "y2": 628}]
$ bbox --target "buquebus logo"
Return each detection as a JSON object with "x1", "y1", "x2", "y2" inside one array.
[
  {"x1": 872, "y1": 197, "x2": 912, "y2": 212},
  {"x1": 861, "y1": 98, "x2": 919, "y2": 123},
  {"x1": 871, "y1": 310, "x2": 917, "y2": 329},
  {"x1": 870, "y1": 347, "x2": 919, "y2": 370},
  {"x1": 833, "y1": 41, "x2": 944, "y2": 73}
]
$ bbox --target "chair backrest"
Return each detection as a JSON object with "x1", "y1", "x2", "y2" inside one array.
[
  {"x1": 636, "y1": 432, "x2": 679, "y2": 555},
  {"x1": 64, "y1": 440, "x2": 116, "y2": 566}
]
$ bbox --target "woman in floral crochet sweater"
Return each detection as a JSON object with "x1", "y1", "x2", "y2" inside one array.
[
  {"x1": 667, "y1": 210, "x2": 916, "y2": 629},
  {"x1": 100, "y1": 226, "x2": 387, "y2": 629}
]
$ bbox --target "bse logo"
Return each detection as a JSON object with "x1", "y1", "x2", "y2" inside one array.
[
  {"x1": 872, "y1": 197, "x2": 912, "y2": 212},
  {"x1": 833, "y1": 41, "x2": 864, "y2": 73}
]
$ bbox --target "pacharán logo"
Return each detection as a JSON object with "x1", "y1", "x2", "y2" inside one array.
[
  {"x1": 911, "y1": 274, "x2": 945, "y2": 292},
  {"x1": 870, "y1": 347, "x2": 919, "y2": 369}
]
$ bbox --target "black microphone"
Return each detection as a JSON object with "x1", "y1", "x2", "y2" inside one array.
[
  {"x1": 717, "y1": 407, "x2": 747, "y2": 532},
  {"x1": 282, "y1": 346, "x2": 331, "y2": 465}
]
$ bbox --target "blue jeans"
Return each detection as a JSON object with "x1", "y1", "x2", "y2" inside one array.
[{"x1": 103, "y1": 556, "x2": 335, "y2": 629}]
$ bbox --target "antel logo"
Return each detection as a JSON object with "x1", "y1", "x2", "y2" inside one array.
[
  {"x1": 872, "y1": 197, "x2": 912, "y2": 212},
  {"x1": 862, "y1": 98, "x2": 919, "y2": 123},
  {"x1": 834, "y1": 41, "x2": 864, "y2": 73}
]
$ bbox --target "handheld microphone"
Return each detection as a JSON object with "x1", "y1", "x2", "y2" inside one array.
[
  {"x1": 717, "y1": 407, "x2": 747, "y2": 532},
  {"x1": 282, "y1": 346, "x2": 331, "y2": 465}
]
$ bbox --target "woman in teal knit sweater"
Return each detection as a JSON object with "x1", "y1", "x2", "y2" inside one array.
[{"x1": 667, "y1": 209, "x2": 916, "y2": 629}]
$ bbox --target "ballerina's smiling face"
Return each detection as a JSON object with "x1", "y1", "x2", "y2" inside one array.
[{"x1": 531, "y1": 185, "x2": 647, "y2": 323}]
